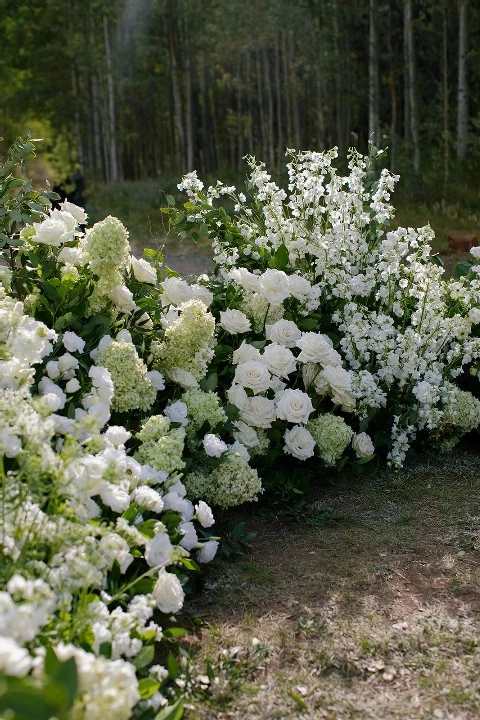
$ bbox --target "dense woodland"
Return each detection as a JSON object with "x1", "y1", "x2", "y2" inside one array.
[{"x1": 1, "y1": 0, "x2": 479, "y2": 186}]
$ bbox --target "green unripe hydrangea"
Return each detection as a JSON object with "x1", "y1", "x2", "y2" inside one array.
[{"x1": 307, "y1": 413, "x2": 353, "y2": 466}]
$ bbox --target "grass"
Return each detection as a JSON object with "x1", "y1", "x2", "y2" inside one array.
[{"x1": 180, "y1": 448, "x2": 480, "y2": 719}]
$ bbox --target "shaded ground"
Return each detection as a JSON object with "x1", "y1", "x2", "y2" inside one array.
[{"x1": 183, "y1": 450, "x2": 480, "y2": 719}]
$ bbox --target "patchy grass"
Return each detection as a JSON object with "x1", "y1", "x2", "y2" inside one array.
[{"x1": 182, "y1": 449, "x2": 480, "y2": 719}]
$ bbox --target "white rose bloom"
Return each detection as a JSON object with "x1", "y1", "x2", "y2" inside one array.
[
  {"x1": 167, "y1": 368, "x2": 199, "y2": 389},
  {"x1": 228, "y1": 441, "x2": 250, "y2": 461},
  {"x1": 234, "y1": 360, "x2": 271, "y2": 394},
  {"x1": 239, "y1": 396, "x2": 275, "y2": 428},
  {"x1": 145, "y1": 532, "x2": 174, "y2": 568},
  {"x1": 152, "y1": 569, "x2": 185, "y2": 613},
  {"x1": 179, "y1": 521, "x2": 198, "y2": 550},
  {"x1": 258, "y1": 269, "x2": 290, "y2": 304},
  {"x1": 262, "y1": 343, "x2": 296, "y2": 378},
  {"x1": 191, "y1": 284, "x2": 214, "y2": 307},
  {"x1": 0, "y1": 637, "x2": 32, "y2": 677},
  {"x1": 276, "y1": 389, "x2": 314, "y2": 424},
  {"x1": 233, "y1": 420, "x2": 260, "y2": 448},
  {"x1": 32, "y1": 216, "x2": 73, "y2": 246},
  {"x1": 50, "y1": 208, "x2": 77, "y2": 232},
  {"x1": 232, "y1": 341, "x2": 262, "y2": 365},
  {"x1": 62, "y1": 331, "x2": 85, "y2": 354},
  {"x1": 352, "y1": 432, "x2": 375, "y2": 458},
  {"x1": 57, "y1": 246, "x2": 84, "y2": 266},
  {"x1": 60, "y1": 199, "x2": 88, "y2": 224},
  {"x1": 108, "y1": 284, "x2": 137, "y2": 314},
  {"x1": 65, "y1": 378, "x2": 81, "y2": 393},
  {"x1": 197, "y1": 540, "x2": 219, "y2": 563},
  {"x1": 131, "y1": 256, "x2": 157, "y2": 284},
  {"x1": 323, "y1": 365, "x2": 356, "y2": 412},
  {"x1": 160, "y1": 277, "x2": 193, "y2": 307},
  {"x1": 219, "y1": 309, "x2": 251, "y2": 334},
  {"x1": 229, "y1": 267, "x2": 261, "y2": 293},
  {"x1": 288, "y1": 274, "x2": 312, "y2": 300},
  {"x1": 203, "y1": 433, "x2": 228, "y2": 458},
  {"x1": 195, "y1": 500, "x2": 215, "y2": 528},
  {"x1": 227, "y1": 383, "x2": 249, "y2": 409},
  {"x1": 470, "y1": 246, "x2": 480, "y2": 258},
  {"x1": 296, "y1": 333, "x2": 341, "y2": 366},
  {"x1": 147, "y1": 370, "x2": 165, "y2": 391},
  {"x1": 164, "y1": 400, "x2": 189, "y2": 426},
  {"x1": 266, "y1": 319, "x2": 302, "y2": 348},
  {"x1": 284, "y1": 425, "x2": 315, "y2": 460}
]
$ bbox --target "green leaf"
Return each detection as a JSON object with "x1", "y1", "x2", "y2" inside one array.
[
  {"x1": 456, "y1": 260, "x2": 472, "y2": 278},
  {"x1": 132, "y1": 644, "x2": 155, "y2": 670},
  {"x1": 166, "y1": 651, "x2": 179, "y2": 679},
  {"x1": 139, "y1": 677, "x2": 161, "y2": 700},
  {"x1": 163, "y1": 627, "x2": 188, "y2": 639},
  {"x1": 289, "y1": 691, "x2": 308, "y2": 710},
  {"x1": 273, "y1": 243, "x2": 289, "y2": 270},
  {"x1": 166, "y1": 194, "x2": 175, "y2": 206},
  {"x1": 298, "y1": 317, "x2": 319, "y2": 331},
  {"x1": 154, "y1": 698, "x2": 184, "y2": 720}
]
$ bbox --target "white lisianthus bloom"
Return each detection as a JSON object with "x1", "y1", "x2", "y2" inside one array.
[
  {"x1": 65, "y1": 378, "x2": 81, "y2": 393},
  {"x1": 191, "y1": 284, "x2": 214, "y2": 307},
  {"x1": 136, "y1": 311, "x2": 154, "y2": 329},
  {"x1": 239, "y1": 396, "x2": 275, "y2": 428},
  {"x1": 179, "y1": 521, "x2": 198, "y2": 550},
  {"x1": 164, "y1": 400, "x2": 189, "y2": 426},
  {"x1": 234, "y1": 361, "x2": 271, "y2": 394},
  {"x1": 131, "y1": 256, "x2": 157, "y2": 284},
  {"x1": 147, "y1": 370, "x2": 165, "y2": 391},
  {"x1": 296, "y1": 332, "x2": 341, "y2": 366},
  {"x1": 108, "y1": 284, "x2": 137, "y2": 314},
  {"x1": 60, "y1": 199, "x2": 88, "y2": 224},
  {"x1": 232, "y1": 341, "x2": 262, "y2": 365},
  {"x1": 160, "y1": 277, "x2": 192, "y2": 307},
  {"x1": 258, "y1": 269, "x2": 290, "y2": 304},
  {"x1": 195, "y1": 500, "x2": 215, "y2": 528},
  {"x1": 219, "y1": 309, "x2": 251, "y2": 334},
  {"x1": 233, "y1": 420, "x2": 260, "y2": 448},
  {"x1": 262, "y1": 343, "x2": 296, "y2": 378},
  {"x1": 152, "y1": 569, "x2": 184, "y2": 613},
  {"x1": 197, "y1": 540, "x2": 219, "y2": 563},
  {"x1": 0, "y1": 637, "x2": 32, "y2": 677},
  {"x1": 62, "y1": 331, "x2": 85, "y2": 354},
  {"x1": 352, "y1": 432, "x2": 375, "y2": 458},
  {"x1": 203, "y1": 433, "x2": 228, "y2": 458},
  {"x1": 276, "y1": 389, "x2": 314, "y2": 424},
  {"x1": 323, "y1": 365, "x2": 356, "y2": 412},
  {"x1": 266, "y1": 319, "x2": 302, "y2": 348},
  {"x1": 284, "y1": 425, "x2": 315, "y2": 460},
  {"x1": 31, "y1": 216, "x2": 74, "y2": 246},
  {"x1": 144, "y1": 532, "x2": 174, "y2": 568}
]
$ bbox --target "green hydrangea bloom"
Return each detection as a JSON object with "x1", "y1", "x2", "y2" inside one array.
[
  {"x1": 184, "y1": 455, "x2": 262, "y2": 509},
  {"x1": 307, "y1": 413, "x2": 353, "y2": 466},
  {"x1": 97, "y1": 341, "x2": 156, "y2": 413},
  {"x1": 135, "y1": 415, "x2": 186, "y2": 474},
  {"x1": 182, "y1": 389, "x2": 227, "y2": 447}
]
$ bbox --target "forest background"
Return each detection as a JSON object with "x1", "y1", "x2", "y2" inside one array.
[{"x1": 1, "y1": 0, "x2": 479, "y2": 257}]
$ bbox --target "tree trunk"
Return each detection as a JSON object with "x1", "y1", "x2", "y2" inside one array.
[
  {"x1": 165, "y1": 0, "x2": 185, "y2": 171},
  {"x1": 184, "y1": 5, "x2": 194, "y2": 170},
  {"x1": 103, "y1": 14, "x2": 119, "y2": 182},
  {"x1": 387, "y1": 3, "x2": 397, "y2": 171},
  {"x1": 263, "y1": 47, "x2": 275, "y2": 167},
  {"x1": 442, "y1": 0, "x2": 450, "y2": 184},
  {"x1": 457, "y1": 0, "x2": 469, "y2": 160},
  {"x1": 368, "y1": 0, "x2": 380, "y2": 145},
  {"x1": 404, "y1": 0, "x2": 420, "y2": 174}
]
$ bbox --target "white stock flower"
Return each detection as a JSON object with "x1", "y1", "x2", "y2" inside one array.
[
  {"x1": 284, "y1": 425, "x2": 315, "y2": 460},
  {"x1": 275, "y1": 389, "x2": 314, "y2": 424},
  {"x1": 203, "y1": 433, "x2": 228, "y2": 458},
  {"x1": 266, "y1": 319, "x2": 302, "y2": 348},
  {"x1": 131, "y1": 256, "x2": 157, "y2": 284},
  {"x1": 296, "y1": 333, "x2": 341, "y2": 366},
  {"x1": 258, "y1": 269, "x2": 290, "y2": 304},
  {"x1": 108, "y1": 284, "x2": 137, "y2": 314},
  {"x1": 152, "y1": 569, "x2": 185, "y2": 613},
  {"x1": 234, "y1": 361, "x2": 271, "y2": 394},
  {"x1": 262, "y1": 343, "x2": 296, "y2": 378},
  {"x1": 352, "y1": 432, "x2": 375, "y2": 458},
  {"x1": 323, "y1": 365, "x2": 356, "y2": 412},
  {"x1": 219, "y1": 309, "x2": 251, "y2": 334}
]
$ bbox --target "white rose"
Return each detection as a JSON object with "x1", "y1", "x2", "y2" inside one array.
[
  {"x1": 160, "y1": 277, "x2": 192, "y2": 307},
  {"x1": 258, "y1": 269, "x2": 290, "y2": 304},
  {"x1": 32, "y1": 217, "x2": 73, "y2": 247},
  {"x1": 233, "y1": 420, "x2": 260, "y2": 448},
  {"x1": 352, "y1": 432, "x2": 375, "y2": 458},
  {"x1": 296, "y1": 333, "x2": 341, "y2": 366},
  {"x1": 287, "y1": 274, "x2": 312, "y2": 300},
  {"x1": 229, "y1": 267, "x2": 261, "y2": 292},
  {"x1": 266, "y1": 319, "x2": 302, "y2": 348},
  {"x1": 145, "y1": 532, "x2": 174, "y2": 568},
  {"x1": 57, "y1": 246, "x2": 84, "y2": 266},
  {"x1": 179, "y1": 521, "x2": 198, "y2": 550},
  {"x1": 191, "y1": 284, "x2": 214, "y2": 307},
  {"x1": 147, "y1": 370, "x2": 165, "y2": 391},
  {"x1": 60, "y1": 200, "x2": 88, "y2": 224},
  {"x1": 50, "y1": 209, "x2": 77, "y2": 232},
  {"x1": 228, "y1": 441, "x2": 251, "y2": 461},
  {"x1": 262, "y1": 343, "x2": 296, "y2": 378},
  {"x1": 0, "y1": 637, "x2": 32, "y2": 677},
  {"x1": 470, "y1": 246, "x2": 480, "y2": 258},
  {"x1": 234, "y1": 361, "x2": 271, "y2": 394},
  {"x1": 167, "y1": 368, "x2": 199, "y2": 389},
  {"x1": 131, "y1": 256, "x2": 157, "y2": 284},
  {"x1": 108, "y1": 284, "x2": 137, "y2": 313},
  {"x1": 164, "y1": 400, "x2": 189, "y2": 426},
  {"x1": 195, "y1": 500, "x2": 215, "y2": 528},
  {"x1": 227, "y1": 383, "x2": 249, "y2": 409},
  {"x1": 197, "y1": 540, "x2": 219, "y2": 563},
  {"x1": 232, "y1": 341, "x2": 262, "y2": 365},
  {"x1": 284, "y1": 425, "x2": 315, "y2": 460},
  {"x1": 323, "y1": 365, "x2": 356, "y2": 412},
  {"x1": 275, "y1": 389, "x2": 314, "y2": 424},
  {"x1": 239, "y1": 396, "x2": 275, "y2": 428},
  {"x1": 203, "y1": 433, "x2": 228, "y2": 458},
  {"x1": 62, "y1": 331, "x2": 85, "y2": 354},
  {"x1": 219, "y1": 309, "x2": 251, "y2": 334},
  {"x1": 152, "y1": 569, "x2": 185, "y2": 613}
]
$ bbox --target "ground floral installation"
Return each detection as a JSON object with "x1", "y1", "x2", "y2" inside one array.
[{"x1": 1, "y1": 139, "x2": 480, "y2": 718}]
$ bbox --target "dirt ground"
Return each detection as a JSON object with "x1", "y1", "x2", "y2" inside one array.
[{"x1": 182, "y1": 449, "x2": 480, "y2": 720}]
